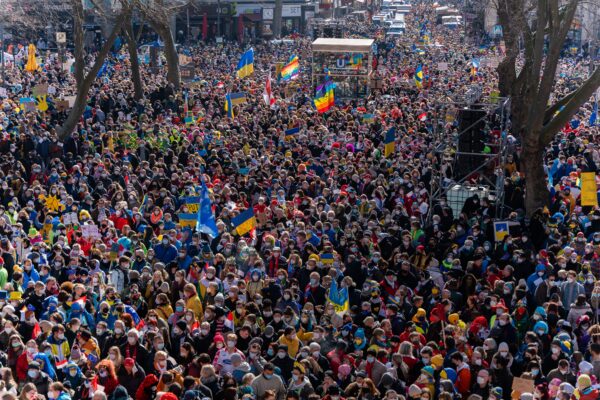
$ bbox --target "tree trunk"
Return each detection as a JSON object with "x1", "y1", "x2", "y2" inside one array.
[
  {"x1": 124, "y1": 18, "x2": 143, "y2": 100},
  {"x1": 273, "y1": 0, "x2": 283, "y2": 38},
  {"x1": 59, "y1": 13, "x2": 127, "y2": 140},
  {"x1": 521, "y1": 136, "x2": 548, "y2": 216},
  {"x1": 151, "y1": 21, "x2": 180, "y2": 90}
]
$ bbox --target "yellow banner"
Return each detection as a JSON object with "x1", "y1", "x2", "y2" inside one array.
[{"x1": 580, "y1": 172, "x2": 598, "y2": 206}]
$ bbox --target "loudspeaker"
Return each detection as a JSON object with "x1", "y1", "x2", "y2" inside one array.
[{"x1": 456, "y1": 108, "x2": 487, "y2": 178}]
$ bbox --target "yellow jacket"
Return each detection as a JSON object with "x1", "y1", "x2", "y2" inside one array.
[
  {"x1": 278, "y1": 335, "x2": 300, "y2": 358},
  {"x1": 156, "y1": 304, "x2": 174, "y2": 322},
  {"x1": 186, "y1": 295, "x2": 204, "y2": 320}
]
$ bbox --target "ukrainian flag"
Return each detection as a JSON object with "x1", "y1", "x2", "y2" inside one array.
[
  {"x1": 320, "y1": 253, "x2": 334, "y2": 264},
  {"x1": 285, "y1": 126, "x2": 299, "y2": 140},
  {"x1": 493, "y1": 221, "x2": 509, "y2": 242},
  {"x1": 236, "y1": 48, "x2": 255, "y2": 79},
  {"x1": 414, "y1": 64, "x2": 423, "y2": 89},
  {"x1": 229, "y1": 92, "x2": 247, "y2": 105},
  {"x1": 328, "y1": 279, "x2": 349, "y2": 316},
  {"x1": 362, "y1": 114, "x2": 375, "y2": 124},
  {"x1": 232, "y1": 208, "x2": 256, "y2": 236},
  {"x1": 224, "y1": 93, "x2": 234, "y2": 118},
  {"x1": 384, "y1": 127, "x2": 395, "y2": 157}
]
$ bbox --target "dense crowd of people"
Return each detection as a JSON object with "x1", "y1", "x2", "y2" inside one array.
[{"x1": 0, "y1": 2, "x2": 599, "y2": 400}]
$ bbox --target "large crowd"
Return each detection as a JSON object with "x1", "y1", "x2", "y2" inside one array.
[{"x1": 0, "y1": 2, "x2": 599, "y2": 400}]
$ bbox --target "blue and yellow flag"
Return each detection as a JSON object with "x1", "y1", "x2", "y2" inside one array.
[
  {"x1": 493, "y1": 221, "x2": 509, "y2": 242},
  {"x1": 328, "y1": 279, "x2": 349, "y2": 316},
  {"x1": 232, "y1": 208, "x2": 256, "y2": 236},
  {"x1": 236, "y1": 48, "x2": 254, "y2": 79},
  {"x1": 384, "y1": 127, "x2": 396, "y2": 157},
  {"x1": 414, "y1": 64, "x2": 423, "y2": 89},
  {"x1": 224, "y1": 93, "x2": 234, "y2": 118},
  {"x1": 285, "y1": 126, "x2": 299, "y2": 140},
  {"x1": 229, "y1": 92, "x2": 247, "y2": 105}
]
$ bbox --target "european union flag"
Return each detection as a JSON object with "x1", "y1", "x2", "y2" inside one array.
[{"x1": 196, "y1": 180, "x2": 218, "y2": 237}]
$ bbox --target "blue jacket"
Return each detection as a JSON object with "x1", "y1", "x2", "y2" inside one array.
[{"x1": 153, "y1": 243, "x2": 177, "y2": 264}]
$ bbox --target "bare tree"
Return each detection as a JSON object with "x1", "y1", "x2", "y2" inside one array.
[
  {"x1": 134, "y1": 0, "x2": 187, "y2": 90},
  {"x1": 495, "y1": 0, "x2": 600, "y2": 215},
  {"x1": 59, "y1": 0, "x2": 129, "y2": 139}
]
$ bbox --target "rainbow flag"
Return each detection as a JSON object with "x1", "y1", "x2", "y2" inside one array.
[
  {"x1": 414, "y1": 64, "x2": 423, "y2": 89},
  {"x1": 281, "y1": 55, "x2": 299, "y2": 81},
  {"x1": 236, "y1": 48, "x2": 254, "y2": 79},
  {"x1": 314, "y1": 79, "x2": 335, "y2": 114}
]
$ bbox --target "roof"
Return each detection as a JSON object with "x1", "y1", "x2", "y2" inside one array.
[{"x1": 312, "y1": 38, "x2": 374, "y2": 53}]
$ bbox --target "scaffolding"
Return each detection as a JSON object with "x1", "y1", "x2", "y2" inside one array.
[{"x1": 427, "y1": 92, "x2": 511, "y2": 222}]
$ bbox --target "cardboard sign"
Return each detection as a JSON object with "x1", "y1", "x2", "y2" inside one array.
[
  {"x1": 62, "y1": 212, "x2": 79, "y2": 226},
  {"x1": 32, "y1": 83, "x2": 49, "y2": 97},
  {"x1": 55, "y1": 100, "x2": 69, "y2": 111},
  {"x1": 581, "y1": 172, "x2": 598, "y2": 206},
  {"x1": 182, "y1": 196, "x2": 201, "y2": 213},
  {"x1": 81, "y1": 224, "x2": 100, "y2": 239},
  {"x1": 511, "y1": 377, "x2": 534, "y2": 397},
  {"x1": 65, "y1": 95, "x2": 77, "y2": 107}
]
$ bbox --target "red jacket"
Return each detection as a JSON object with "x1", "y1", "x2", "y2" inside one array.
[{"x1": 456, "y1": 364, "x2": 471, "y2": 396}]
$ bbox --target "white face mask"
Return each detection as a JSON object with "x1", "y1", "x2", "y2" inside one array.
[
  {"x1": 127, "y1": 337, "x2": 137, "y2": 345},
  {"x1": 477, "y1": 376, "x2": 485, "y2": 385}
]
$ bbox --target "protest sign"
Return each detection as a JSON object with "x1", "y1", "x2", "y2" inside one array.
[
  {"x1": 32, "y1": 83, "x2": 49, "y2": 97},
  {"x1": 581, "y1": 172, "x2": 598, "y2": 206},
  {"x1": 511, "y1": 377, "x2": 534, "y2": 397},
  {"x1": 81, "y1": 224, "x2": 100, "y2": 239}
]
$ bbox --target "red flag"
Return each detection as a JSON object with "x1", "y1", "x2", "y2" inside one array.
[{"x1": 263, "y1": 73, "x2": 275, "y2": 108}]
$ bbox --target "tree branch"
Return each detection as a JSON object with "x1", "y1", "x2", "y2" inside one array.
[{"x1": 541, "y1": 67, "x2": 600, "y2": 145}]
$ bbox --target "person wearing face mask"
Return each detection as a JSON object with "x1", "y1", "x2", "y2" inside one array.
[
  {"x1": 47, "y1": 325, "x2": 71, "y2": 364},
  {"x1": 121, "y1": 329, "x2": 151, "y2": 373},
  {"x1": 246, "y1": 339, "x2": 268, "y2": 375},
  {"x1": 270, "y1": 343, "x2": 295, "y2": 383},
  {"x1": 526, "y1": 264, "x2": 549, "y2": 296},
  {"x1": 24, "y1": 362, "x2": 51, "y2": 394},
  {"x1": 287, "y1": 362, "x2": 315, "y2": 399},
  {"x1": 153, "y1": 236, "x2": 177, "y2": 264},
  {"x1": 63, "y1": 361, "x2": 84, "y2": 389},
  {"x1": 560, "y1": 271, "x2": 585, "y2": 312},
  {"x1": 96, "y1": 359, "x2": 119, "y2": 396},
  {"x1": 213, "y1": 333, "x2": 245, "y2": 376},
  {"x1": 546, "y1": 359, "x2": 576, "y2": 386},
  {"x1": 117, "y1": 357, "x2": 146, "y2": 398},
  {"x1": 542, "y1": 339, "x2": 568, "y2": 375},
  {"x1": 276, "y1": 290, "x2": 301, "y2": 316},
  {"x1": 250, "y1": 363, "x2": 286, "y2": 400},
  {"x1": 46, "y1": 382, "x2": 71, "y2": 400},
  {"x1": 489, "y1": 314, "x2": 517, "y2": 352},
  {"x1": 358, "y1": 349, "x2": 387, "y2": 386}
]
